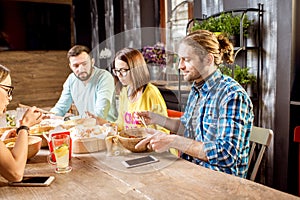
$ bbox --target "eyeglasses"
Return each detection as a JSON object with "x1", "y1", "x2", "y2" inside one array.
[
  {"x1": 112, "y1": 68, "x2": 130, "y2": 77},
  {"x1": 0, "y1": 84, "x2": 14, "y2": 97}
]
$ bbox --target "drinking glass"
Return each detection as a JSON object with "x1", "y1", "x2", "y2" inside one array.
[{"x1": 48, "y1": 134, "x2": 72, "y2": 173}]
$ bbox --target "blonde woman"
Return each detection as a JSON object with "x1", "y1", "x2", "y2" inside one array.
[{"x1": 0, "y1": 64, "x2": 43, "y2": 182}]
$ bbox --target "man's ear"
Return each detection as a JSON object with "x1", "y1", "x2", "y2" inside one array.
[
  {"x1": 205, "y1": 53, "x2": 214, "y2": 66},
  {"x1": 91, "y1": 58, "x2": 95, "y2": 66}
]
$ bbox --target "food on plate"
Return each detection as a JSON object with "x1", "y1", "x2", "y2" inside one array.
[
  {"x1": 5, "y1": 141, "x2": 15, "y2": 148},
  {"x1": 69, "y1": 124, "x2": 109, "y2": 154},
  {"x1": 29, "y1": 125, "x2": 55, "y2": 135},
  {"x1": 6, "y1": 113, "x2": 16, "y2": 127},
  {"x1": 61, "y1": 118, "x2": 97, "y2": 129},
  {"x1": 118, "y1": 128, "x2": 149, "y2": 153},
  {"x1": 29, "y1": 125, "x2": 55, "y2": 147},
  {"x1": 69, "y1": 125, "x2": 106, "y2": 139},
  {"x1": 39, "y1": 118, "x2": 64, "y2": 127}
]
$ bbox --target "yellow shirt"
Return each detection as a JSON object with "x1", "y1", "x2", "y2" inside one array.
[
  {"x1": 116, "y1": 83, "x2": 178, "y2": 156},
  {"x1": 116, "y1": 83, "x2": 168, "y2": 132}
]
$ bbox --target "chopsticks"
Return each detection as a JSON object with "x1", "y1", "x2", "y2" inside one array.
[
  {"x1": 139, "y1": 116, "x2": 148, "y2": 128},
  {"x1": 18, "y1": 103, "x2": 55, "y2": 115}
]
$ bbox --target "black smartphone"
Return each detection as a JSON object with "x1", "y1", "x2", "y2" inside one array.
[
  {"x1": 8, "y1": 176, "x2": 55, "y2": 187},
  {"x1": 122, "y1": 155, "x2": 159, "y2": 168}
]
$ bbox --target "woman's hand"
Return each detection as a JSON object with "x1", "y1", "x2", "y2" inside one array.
[
  {"x1": 20, "y1": 106, "x2": 44, "y2": 127},
  {"x1": 135, "y1": 111, "x2": 157, "y2": 125}
]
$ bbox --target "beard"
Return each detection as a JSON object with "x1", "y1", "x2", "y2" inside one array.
[{"x1": 75, "y1": 68, "x2": 93, "y2": 81}]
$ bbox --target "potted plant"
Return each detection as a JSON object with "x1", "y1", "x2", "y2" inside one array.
[
  {"x1": 141, "y1": 42, "x2": 166, "y2": 67},
  {"x1": 191, "y1": 13, "x2": 253, "y2": 45},
  {"x1": 232, "y1": 65, "x2": 256, "y2": 86},
  {"x1": 141, "y1": 42, "x2": 167, "y2": 80},
  {"x1": 219, "y1": 64, "x2": 256, "y2": 94}
]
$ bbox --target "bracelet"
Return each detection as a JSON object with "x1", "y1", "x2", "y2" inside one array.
[{"x1": 16, "y1": 125, "x2": 30, "y2": 134}]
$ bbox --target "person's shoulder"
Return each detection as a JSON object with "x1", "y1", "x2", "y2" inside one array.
[
  {"x1": 147, "y1": 82, "x2": 160, "y2": 89},
  {"x1": 65, "y1": 73, "x2": 78, "y2": 83},
  {"x1": 218, "y1": 75, "x2": 252, "y2": 102},
  {"x1": 145, "y1": 83, "x2": 160, "y2": 92},
  {"x1": 221, "y1": 75, "x2": 245, "y2": 92},
  {"x1": 93, "y1": 67, "x2": 111, "y2": 75},
  {"x1": 93, "y1": 67, "x2": 114, "y2": 80},
  {"x1": 119, "y1": 87, "x2": 128, "y2": 97},
  {"x1": 144, "y1": 83, "x2": 163, "y2": 97}
]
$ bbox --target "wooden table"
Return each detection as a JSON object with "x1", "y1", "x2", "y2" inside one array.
[{"x1": 0, "y1": 149, "x2": 298, "y2": 200}]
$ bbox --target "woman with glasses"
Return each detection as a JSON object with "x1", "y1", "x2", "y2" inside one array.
[
  {"x1": 88, "y1": 47, "x2": 168, "y2": 133},
  {"x1": 0, "y1": 64, "x2": 44, "y2": 182}
]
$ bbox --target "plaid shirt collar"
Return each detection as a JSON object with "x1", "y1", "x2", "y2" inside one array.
[{"x1": 191, "y1": 69, "x2": 222, "y2": 94}]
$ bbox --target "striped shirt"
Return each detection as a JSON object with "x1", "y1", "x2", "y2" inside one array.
[{"x1": 180, "y1": 69, "x2": 254, "y2": 178}]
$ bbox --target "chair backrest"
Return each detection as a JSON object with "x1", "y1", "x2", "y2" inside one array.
[
  {"x1": 167, "y1": 109, "x2": 183, "y2": 118},
  {"x1": 294, "y1": 126, "x2": 300, "y2": 142},
  {"x1": 248, "y1": 126, "x2": 273, "y2": 181}
]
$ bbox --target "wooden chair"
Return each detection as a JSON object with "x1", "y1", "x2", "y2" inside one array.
[
  {"x1": 294, "y1": 126, "x2": 300, "y2": 196},
  {"x1": 247, "y1": 126, "x2": 273, "y2": 181}
]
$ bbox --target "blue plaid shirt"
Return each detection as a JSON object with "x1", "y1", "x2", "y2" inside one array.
[{"x1": 180, "y1": 69, "x2": 254, "y2": 178}]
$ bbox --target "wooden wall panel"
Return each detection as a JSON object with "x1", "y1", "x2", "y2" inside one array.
[{"x1": 0, "y1": 51, "x2": 71, "y2": 110}]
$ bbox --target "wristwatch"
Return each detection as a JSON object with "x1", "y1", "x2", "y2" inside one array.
[{"x1": 16, "y1": 125, "x2": 30, "y2": 134}]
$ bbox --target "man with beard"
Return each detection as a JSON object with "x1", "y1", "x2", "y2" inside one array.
[{"x1": 51, "y1": 45, "x2": 117, "y2": 121}]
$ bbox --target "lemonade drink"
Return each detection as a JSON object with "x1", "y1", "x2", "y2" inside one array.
[
  {"x1": 54, "y1": 144, "x2": 69, "y2": 169},
  {"x1": 50, "y1": 134, "x2": 72, "y2": 173}
]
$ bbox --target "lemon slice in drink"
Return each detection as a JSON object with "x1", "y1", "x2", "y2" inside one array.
[{"x1": 54, "y1": 144, "x2": 68, "y2": 158}]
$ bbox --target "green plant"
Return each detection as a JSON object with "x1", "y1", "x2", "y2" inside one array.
[
  {"x1": 220, "y1": 64, "x2": 256, "y2": 85},
  {"x1": 234, "y1": 65, "x2": 256, "y2": 85},
  {"x1": 191, "y1": 13, "x2": 253, "y2": 37}
]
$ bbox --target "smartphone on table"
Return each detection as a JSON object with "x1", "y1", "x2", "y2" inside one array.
[
  {"x1": 122, "y1": 155, "x2": 159, "y2": 168},
  {"x1": 9, "y1": 175, "x2": 55, "y2": 187}
]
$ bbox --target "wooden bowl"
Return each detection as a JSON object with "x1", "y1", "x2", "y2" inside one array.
[
  {"x1": 118, "y1": 128, "x2": 149, "y2": 153},
  {"x1": 29, "y1": 126, "x2": 55, "y2": 147},
  {"x1": 4, "y1": 136, "x2": 42, "y2": 159}
]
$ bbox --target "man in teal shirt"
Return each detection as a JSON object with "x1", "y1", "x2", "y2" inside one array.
[{"x1": 51, "y1": 45, "x2": 117, "y2": 121}]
